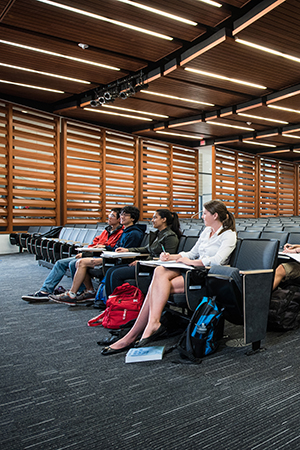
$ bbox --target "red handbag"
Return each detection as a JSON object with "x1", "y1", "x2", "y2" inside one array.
[{"x1": 87, "y1": 283, "x2": 144, "y2": 329}]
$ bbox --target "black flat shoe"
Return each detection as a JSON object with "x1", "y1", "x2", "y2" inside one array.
[
  {"x1": 135, "y1": 324, "x2": 167, "y2": 348},
  {"x1": 101, "y1": 344, "x2": 133, "y2": 356}
]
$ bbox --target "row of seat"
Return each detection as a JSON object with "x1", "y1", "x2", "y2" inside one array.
[{"x1": 237, "y1": 230, "x2": 300, "y2": 249}]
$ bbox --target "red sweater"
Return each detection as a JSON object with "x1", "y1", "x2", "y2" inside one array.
[{"x1": 88, "y1": 226, "x2": 123, "y2": 249}]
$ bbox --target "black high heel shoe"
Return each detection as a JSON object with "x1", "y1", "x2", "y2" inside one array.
[
  {"x1": 101, "y1": 344, "x2": 133, "y2": 355},
  {"x1": 135, "y1": 324, "x2": 167, "y2": 348}
]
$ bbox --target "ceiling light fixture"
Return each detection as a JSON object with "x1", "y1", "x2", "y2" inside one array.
[
  {"x1": 198, "y1": 0, "x2": 222, "y2": 7},
  {"x1": 185, "y1": 68, "x2": 267, "y2": 89},
  {"x1": 0, "y1": 62, "x2": 90, "y2": 84},
  {"x1": 36, "y1": 0, "x2": 173, "y2": 40},
  {"x1": 282, "y1": 134, "x2": 300, "y2": 139},
  {"x1": 238, "y1": 113, "x2": 288, "y2": 124},
  {"x1": 140, "y1": 90, "x2": 214, "y2": 106},
  {"x1": 268, "y1": 105, "x2": 300, "y2": 114},
  {"x1": 116, "y1": 0, "x2": 197, "y2": 26},
  {"x1": 0, "y1": 39, "x2": 120, "y2": 70},
  {"x1": 0, "y1": 79, "x2": 64, "y2": 93},
  {"x1": 84, "y1": 108, "x2": 152, "y2": 121},
  {"x1": 236, "y1": 39, "x2": 300, "y2": 64},
  {"x1": 206, "y1": 121, "x2": 255, "y2": 131},
  {"x1": 242, "y1": 140, "x2": 277, "y2": 147},
  {"x1": 156, "y1": 131, "x2": 203, "y2": 139},
  {"x1": 103, "y1": 104, "x2": 168, "y2": 118}
]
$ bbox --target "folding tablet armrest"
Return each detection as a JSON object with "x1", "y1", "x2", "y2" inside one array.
[
  {"x1": 135, "y1": 261, "x2": 155, "y2": 295},
  {"x1": 240, "y1": 269, "x2": 274, "y2": 346}
]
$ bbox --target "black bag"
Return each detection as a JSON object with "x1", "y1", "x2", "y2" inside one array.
[
  {"x1": 176, "y1": 296, "x2": 224, "y2": 364},
  {"x1": 268, "y1": 286, "x2": 300, "y2": 331}
]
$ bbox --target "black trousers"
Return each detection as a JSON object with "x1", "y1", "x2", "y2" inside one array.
[{"x1": 105, "y1": 264, "x2": 136, "y2": 297}]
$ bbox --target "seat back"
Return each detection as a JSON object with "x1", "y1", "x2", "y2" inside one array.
[
  {"x1": 232, "y1": 238, "x2": 279, "y2": 271},
  {"x1": 260, "y1": 231, "x2": 288, "y2": 249},
  {"x1": 237, "y1": 230, "x2": 261, "y2": 239},
  {"x1": 287, "y1": 232, "x2": 300, "y2": 245}
]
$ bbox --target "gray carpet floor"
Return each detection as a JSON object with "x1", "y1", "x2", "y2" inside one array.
[{"x1": 1, "y1": 252, "x2": 300, "y2": 450}]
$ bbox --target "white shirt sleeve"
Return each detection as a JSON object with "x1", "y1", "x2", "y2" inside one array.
[{"x1": 180, "y1": 227, "x2": 237, "y2": 266}]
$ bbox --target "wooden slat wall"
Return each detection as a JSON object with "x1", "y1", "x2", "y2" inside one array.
[
  {"x1": 237, "y1": 153, "x2": 258, "y2": 218},
  {"x1": 172, "y1": 145, "x2": 198, "y2": 218},
  {"x1": 278, "y1": 161, "x2": 296, "y2": 216},
  {"x1": 1, "y1": 102, "x2": 59, "y2": 230},
  {"x1": 140, "y1": 139, "x2": 172, "y2": 219},
  {"x1": 213, "y1": 147, "x2": 298, "y2": 217},
  {"x1": 63, "y1": 121, "x2": 103, "y2": 224},
  {"x1": 105, "y1": 130, "x2": 138, "y2": 213},
  {"x1": 259, "y1": 158, "x2": 278, "y2": 217},
  {"x1": 0, "y1": 102, "x2": 8, "y2": 228},
  {"x1": 212, "y1": 147, "x2": 237, "y2": 216}
]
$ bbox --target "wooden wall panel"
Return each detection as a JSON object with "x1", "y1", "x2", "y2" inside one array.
[
  {"x1": 9, "y1": 106, "x2": 58, "y2": 227},
  {"x1": 213, "y1": 147, "x2": 237, "y2": 216},
  {"x1": 105, "y1": 130, "x2": 137, "y2": 214},
  {"x1": 0, "y1": 103, "x2": 8, "y2": 228},
  {"x1": 278, "y1": 161, "x2": 296, "y2": 216},
  {"x1": 64, "y1": 122, "x2": 103, "y2": 224},
  {"x1": 214, "y1": 147, "x2": 299, "y2": 218},
  {"x1": 140, "y1": 139, "x2": 172, "y2": 219},
  {"x1": 172, "y1": 145, "x2": 198, "y2": 218}
]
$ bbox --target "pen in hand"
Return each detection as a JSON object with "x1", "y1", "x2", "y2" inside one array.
[{"x1": 161, "y1": 244, "x2": 166, "y2": 254}]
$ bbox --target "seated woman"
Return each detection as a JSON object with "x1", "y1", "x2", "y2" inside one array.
[
  {"x1": 101, "y1": 199, "x2": 237, "y2": 355},
  {"x1": 104, "y1": 209, "x2": 182, "y2": 298},
  {"x1": 273, "y1": 243, "x2": 300, "y2": 290}
]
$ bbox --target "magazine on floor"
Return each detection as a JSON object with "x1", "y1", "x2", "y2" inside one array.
[{"x1": 125, "y1": 346, "x2": 165, "y2": 363}]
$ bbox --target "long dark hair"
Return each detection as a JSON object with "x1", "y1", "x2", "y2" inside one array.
[
  {"x1": 156, "y1": 209, "x2": 182, "y2": 238},
  {"x1": 203, "y1": 200, "x2": 236, "y2": 234}
]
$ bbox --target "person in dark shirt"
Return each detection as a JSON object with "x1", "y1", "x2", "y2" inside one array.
[
  {"x1": 104, "y1": 209, "x2": 182, "y2": 297},
  {"x1": 50, "y1": 206, "x2": 144, "y2": 304}
]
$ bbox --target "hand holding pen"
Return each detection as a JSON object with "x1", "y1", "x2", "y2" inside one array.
[{"x1": 160, "y1": 244, "x2": 170, "y2": 261}]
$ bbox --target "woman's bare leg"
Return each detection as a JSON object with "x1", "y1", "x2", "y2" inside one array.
[
  {"x1": 109, "y1": 266, "x2": 183, "y2": 349},
  {"x1": 273, "y1": 264, "x2": 286, "y2": 290},
  {"x1": 109, "y1": 294, "x2": 150, "y2": 349},
  {"x1": 141, "y1": 266, "x2": 184, "y2": 339}
]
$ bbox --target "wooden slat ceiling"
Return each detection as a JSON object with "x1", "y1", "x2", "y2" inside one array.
[{"x1": 1, "y1": 0, "x2": 300, "y2": 161}]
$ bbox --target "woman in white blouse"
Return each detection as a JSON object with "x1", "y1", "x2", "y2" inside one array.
[{"x1": 101, "y1": 199, "x2": 237, "y2": 355}]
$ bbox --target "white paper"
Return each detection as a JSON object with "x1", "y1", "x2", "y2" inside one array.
[
  {"x1": 278, "y1": 252, "x2": 300, "y2": 263},
  {"x1": 140, "y1": 260, "x2": 194, "y2": 270}
]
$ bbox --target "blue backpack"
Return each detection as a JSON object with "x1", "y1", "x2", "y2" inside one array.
[
  {"x1": 177, "y1": 296, "x2": 224, "y2": 363},
  {"x1": 94, "y1": 276, "x2": 107, "y2": 306}
]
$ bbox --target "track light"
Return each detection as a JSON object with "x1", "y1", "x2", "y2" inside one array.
[
  {"x1": 90, "y1": 100, "x2": 99, "y2": 107},
  {"x1": 90, "y1": 72, "x2": 148, "y2": 107}
]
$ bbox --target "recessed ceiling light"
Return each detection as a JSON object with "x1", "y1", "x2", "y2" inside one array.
[
  {"x1": 103, "y1": 104, "x2": 168, "y2": 118},
  {"x1": 84, "y1": 108, "x2": 152, "y2": 121},
  {"x1": 242, "y1": 140, "x2": 277, "y2": 147},
  {"x1": 268, "y1": 105, "x2": 300, "y2": 114},
  {"x1": 185, "y1": 68, "x2": 267, "y2": 90},
  {"x1": 0, "y1": 62, "x2": 90, "y2": 84},
  {"x1": 37, "y1": 0, "x2": 173, "y2": 40},
  {"x1": 0, "y1": 79, "x2": 64, "y2": 93},
  {"x1": 156, "y1": 131, "x2": 203, "y2": 139},
  {"x1": 140, "y1": 90, "x2": 214, "y2": 106},
  {"x1": 0, "y1": 39, "x2": 120, "y2": 70},
  {"x1": 206, "y1": 121, "x2": 255, "y2": 131},
  {"x1": 236, "y1": 39, "x2": 300, "y2": 64},
  {"x1": 115, "y1": 0, "x2": 197, "y2": 26},
  {"x1": 238, "y1": 113, "x2": 288, "y2": 124},
  {"x1": 198, "y1": 0, "x2": 222, "y2": 7},
  {"x1": 282, "y1": 134, "x2": 300, "y2": 139}
]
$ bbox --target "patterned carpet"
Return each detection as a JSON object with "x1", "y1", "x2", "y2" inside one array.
[{"x1": 1, "y1": 252, "x2": 300, "y2": 450}]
